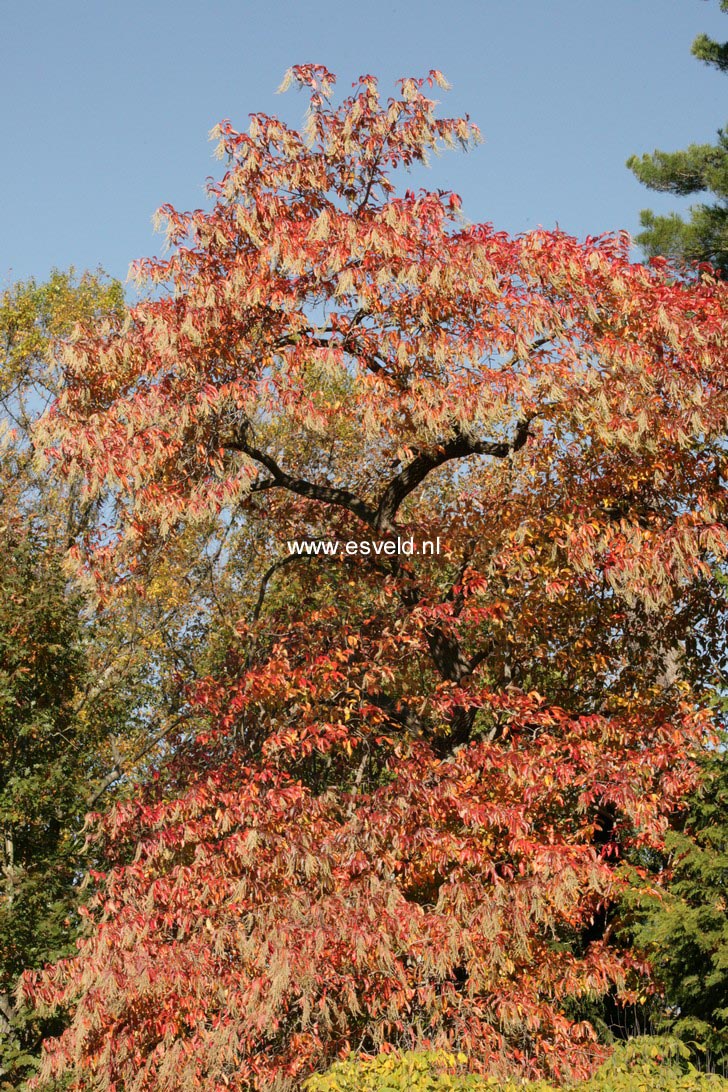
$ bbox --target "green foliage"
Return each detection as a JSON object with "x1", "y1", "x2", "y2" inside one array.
[
  {"x1": 626, "y1": 1, "x2": 728, "y2": 274},
  {"x1": 304, "y1": 1051, "x2": 490, "y2": 1092},
  {"x1": 627, "y1": 739, "x2": 728, "y2": 1070},
  {"x1": 0, "y1": 528, "x2": 105, "y2": 1088},
  {"x1": 0, "y1": 267, "x2": 124, "y2": 391},
  {"x1": 587, "y1": 1037, "x2": 728, "y2": 1090},
  {"x1": 0, "y1": 271, "x2": 128, "y2": 1089},
  {"x1": 0, "y1": 532, "x2": 86, "y2": 975},
  {"x1": 304, "y1": 1040, "x2": 728, "y2": 1091},
  {"x1": 692, "y1": 0, "x2": 728, "y2": 75}
]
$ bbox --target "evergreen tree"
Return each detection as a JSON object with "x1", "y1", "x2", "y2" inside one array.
[
  {"x1": 627, "y1": 7, "x2": 728, "y2": 1053},
  {"x1": 627, "y1": 1, "x2": 728, "y2": 275},
  {"x1": 631, "y1": 737, "x2": 728, "y2": 1072}
]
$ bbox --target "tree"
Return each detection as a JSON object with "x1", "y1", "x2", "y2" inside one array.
[
  {"x1": 21, "y1": 67, "x2": 728, "y2": 1090},
  {"x1": 623, "y1": 729, "x2": 728, "y2": 1071},
  {"x1": 0, "y1": 270, "x2": 124, "y2": 530},
  {"x1": 0, "y1": 523, "x2": 107, "y2": 1088},
  {"x1": 0, "y1": 271, "x2": 209, "y2": 1087},
  {"x1": 625, "y1": 1, "x2": 728, "y2": 1051},
  {"x1": 0, "y1": 271, "x2": 132, "y2": 1087},
  {"x1": 626, "y1": 1, "x2": 728, "y2": 275}
]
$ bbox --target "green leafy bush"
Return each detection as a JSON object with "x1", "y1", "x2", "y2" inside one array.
[
  {"x1": 304, "y1": 1050, "x2": 506, "y2": 1091},
  {"x1": 304, "y1": 1039, "x2": 728, "y2": 1091},
  {"x1": 587, "y1": 1037, "x2": 728, "y2": 1090}
]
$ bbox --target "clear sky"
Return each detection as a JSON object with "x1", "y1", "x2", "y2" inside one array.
[{"x1": 1, "y1": 0, "x2": 725, "y2": 289}]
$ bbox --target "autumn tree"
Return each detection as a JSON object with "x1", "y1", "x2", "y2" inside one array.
[
  {"x1": 627, "y1": 0, "x2": 728, "y2": 275},
  {"x1": 0, "y1": 272, "x2": 213, "y2": 1087},
  {"x1": 21, "y1": 68, "x2": 728, "y2": 1091}
]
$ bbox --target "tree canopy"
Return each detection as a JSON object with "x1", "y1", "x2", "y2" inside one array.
[
  {"x1": 15, "y1": 67, "x2": 728, "y2": 1091},
  {"x1": 0, "y1": 271, "x2": 131, "y2": 1088}
]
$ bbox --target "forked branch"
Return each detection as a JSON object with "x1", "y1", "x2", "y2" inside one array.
[{"x1": 374, "y1": 418, "x2": 532, "y2": 531}]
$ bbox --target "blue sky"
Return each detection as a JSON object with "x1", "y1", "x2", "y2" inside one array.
[{"x1": 1, "y1": 0, "x2": 725, "y2": 289}]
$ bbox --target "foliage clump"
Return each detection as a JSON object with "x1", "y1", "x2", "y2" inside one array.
[{"x1": 306, "y1": 1040, "x2": 728, "y2": 1091}]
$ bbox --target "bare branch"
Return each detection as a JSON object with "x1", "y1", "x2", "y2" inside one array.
[
  {"x1": 86, "y1": 713, "x2": 189, "y2": 810},
  {"x1": 226, "y1": 431, "x2": 377, "y2": 527},
  {"x1": 374, "y1": 419, "x2": 531, "y2": 531}
]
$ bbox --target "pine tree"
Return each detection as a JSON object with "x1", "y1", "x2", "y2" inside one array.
[
  {"x1": 627, "y1": 1, "x2": 728, "y2": 275},
  {"x1": 629, "y1": 735, "x2": 728, "y2": 1071}
]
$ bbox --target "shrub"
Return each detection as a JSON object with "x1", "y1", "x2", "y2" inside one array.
[{"x1": 304, "y1": 1039, "x2": 728, "y2": 1091}]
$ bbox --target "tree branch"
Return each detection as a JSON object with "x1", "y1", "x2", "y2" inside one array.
[
  {"x1": 226, "y1": 430, "x2": 377, "y2": 528},
  {"x1": 227, "y1": 416, "x2": 532, "y2": 756},
  {"x1": 374, "y1": 419, "x2": 531, "y2": 531},
  {"x1": 251, "y1": 555, "x2": 309, "y2": 623},
  {"x1": 86, "y1": 713, "x2": 189, "y2": 810}
]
